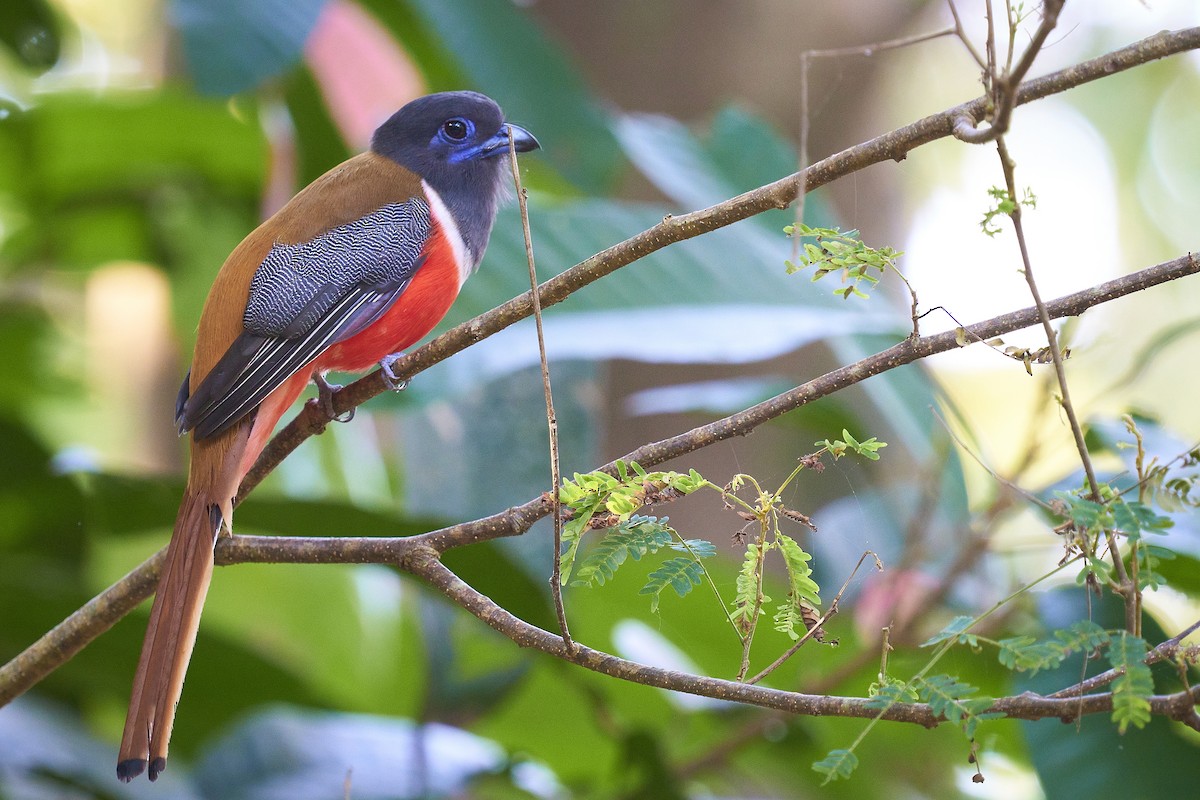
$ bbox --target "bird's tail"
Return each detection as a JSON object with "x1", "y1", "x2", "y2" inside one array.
[{"x1": 117, "y1": 487, "x2": 222, "y2": 782}]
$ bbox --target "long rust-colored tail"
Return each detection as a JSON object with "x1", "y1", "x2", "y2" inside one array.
[
  {"x1": 117, "y1": 487, "x2": 222, "y2": 782},
  {"x1": 117, "y1": 368, "x2": 295, "y2": 782}
]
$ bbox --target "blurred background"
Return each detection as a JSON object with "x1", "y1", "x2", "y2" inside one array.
[{"x1": 2, "y1": 0, "x2": 1200, "y2": 798}]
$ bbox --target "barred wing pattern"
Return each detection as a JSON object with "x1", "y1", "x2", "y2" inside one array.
[{"x1": 177, "y1": 199, "x2": 432, "y2": 440}]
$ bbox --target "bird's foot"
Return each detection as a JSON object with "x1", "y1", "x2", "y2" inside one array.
[
  {"x1": 312, "y1": 372, "x2": 355, "y2": 423},
  {"x1": 379, "y1": 352, "x2": 410, "y2": 392}
]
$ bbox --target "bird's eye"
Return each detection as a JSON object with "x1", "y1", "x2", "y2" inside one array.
[{"x1": 442, "y1": 118, "x2": 469, "y2": 141}]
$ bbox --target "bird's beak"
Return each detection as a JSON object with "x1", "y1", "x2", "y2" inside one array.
[
  {"x1": 505, "y1": 123, "x2": 540, "y2": 153},
  {"x1": 482, "y1": 123, "x2": 540, "y2": 157}
]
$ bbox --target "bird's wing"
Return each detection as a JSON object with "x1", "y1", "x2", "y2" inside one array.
[{"x1": 178, "y1": 198, "x2": 432, "y2": 440}]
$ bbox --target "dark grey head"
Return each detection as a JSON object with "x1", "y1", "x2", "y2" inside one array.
[{"x1": 371, "y1": 91, "x2": 539, "y2": 268}]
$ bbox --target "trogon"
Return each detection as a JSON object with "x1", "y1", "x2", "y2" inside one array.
[{"x1": 117, "y1": 91, "x2": 538, "y2": 782}]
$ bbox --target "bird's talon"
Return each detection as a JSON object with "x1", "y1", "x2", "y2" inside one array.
[
  {"x1": 380, "y1": 353, "x2": 410, "y2": 392},
  {"x1": 313, "y1": 373, "x2": 354, "y2": 423}
]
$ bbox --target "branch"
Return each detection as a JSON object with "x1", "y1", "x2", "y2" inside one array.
[
  {"x1": 402, "y1": 544, "x2": 1200, "y2": 728},
  {"x1": 4, "y1": 253, "x2": 1196, "y2": 706}
]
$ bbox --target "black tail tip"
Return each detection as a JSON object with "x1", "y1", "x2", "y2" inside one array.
[
  {"x1": 149, "y1": 757, "x2": 167, "y2": 781},
  {"x1": 116, "y1": 758, "x2": 146, "y2": 782}
]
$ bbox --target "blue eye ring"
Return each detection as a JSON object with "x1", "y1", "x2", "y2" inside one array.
[{"x1": 441, "y1": 117, "x2": 471, "y2": 141}]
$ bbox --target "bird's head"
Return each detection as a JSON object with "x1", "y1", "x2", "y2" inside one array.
[{"x1": 371, "y1": 91, "x2": 539, "y2": 184}]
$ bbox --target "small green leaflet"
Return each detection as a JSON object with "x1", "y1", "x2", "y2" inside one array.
[
  {"x1": 865, "y1": 679, "x2": 919, "y2": 709},
  {"x1": 813, "y1": 749, "x2": 858, "y2": 782},
  {"x1": 772, "y1": 602, "x2": 803, "y2": 641},
  {"x1": 640, "y1": 557, "x2": 706, "y2": 612},
  {"x1": 777, "y1": 534, "x2": 821, "y2": 606},
  {"x1": 772, "y1": 534, "x2": 821, "y2": 640},
  {"x1": 671, "y1": 538, "x2": 718, "y2": 558},
  {"x1": 921, "y1": 615, "x2": 978, "y2": 648}
]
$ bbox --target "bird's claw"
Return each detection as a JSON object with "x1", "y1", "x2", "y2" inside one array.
[
  {"x1": 380, "y1": 353, "x2": 410, "y2": 392},
  {"x1": 313, "y1": 373, "x2": 355, "y2": 423}
]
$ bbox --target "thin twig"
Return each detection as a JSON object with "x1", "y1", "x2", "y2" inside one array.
[
  {"x1": 946, "y1": 0, "x2": 988, "y2": 71},
  {"x1": 794, "y1": 23, "x2": 958, "y2": 254},
  {"x1": 968, "y1": 0, "x2": 1133, "y2": 624},
  {"x1": 930, "y1": 406, "x2": 1052, "y2": 512},
  {"x1": 994, "y1": 136, "x2": 1130, "y2": 593},
  {"x1": 803, "y1": 26, "x2": 959, "y2": 60},
  {"x1": 508, "y1": 128, "x2": 573, "y2": 652}
]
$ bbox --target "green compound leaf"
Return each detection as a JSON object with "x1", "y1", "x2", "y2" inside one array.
[
  {"x1": 571, "y1": 516, "x2": 676, "y2": 587},
  {"x1": 1058, "y1": 620, "x2": 1110, "y2": 653},
  {"x1": 996, "y1": 621, "x2": 1108, "y2": 675},
  {"x1": 776, "y1": 533, "x2": 822, "y2": 607},
  {"x1": 772, "y1": 602, "x2": 803, "y2": 641},
  {"x1": 1109, "y1": 632, "x2": 1153, "y2": 733},
  {"x1": 669, "y1": 538, "x2": 718, "y2": 558},
  {"x1": 997, "y1": 635, "x2": 1054, "y2": 673},
  {"x1": 640, "y1": 556, "x2": 706, "y2": 613},
  {"x1": 730, "y1": 544, "x2": 767, "y2": 633}
]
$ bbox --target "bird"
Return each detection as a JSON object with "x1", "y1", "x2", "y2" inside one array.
[{"x1": 116, "y1": 91, "x2": 539, "y2": 782}]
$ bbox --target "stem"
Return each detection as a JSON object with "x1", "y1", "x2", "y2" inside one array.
[
  {"x1": 993, "y1": 136, "x2": 1134, "y2": 622},
  {"x1": 670, "y1": 530, "x2": 742, "y2": 641},
  {"x1": 737, "y1": 526, "x2": 771, "y2": 681},
  {"x1": 508, "y1": 131, "x2": 573, "y2": 651}
]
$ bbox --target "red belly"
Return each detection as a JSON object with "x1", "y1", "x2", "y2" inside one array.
[{"x1": 316, "y1": 221, "x2": 462, "y2": 372}]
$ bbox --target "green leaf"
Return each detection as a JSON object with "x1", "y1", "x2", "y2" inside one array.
[
  {"x1": 813, "y1": 749, "x2": 859, "y2": 782},
  {"x1": 997, "y1": 635, "x2": 1061, "y2": 673},
  {"x1": 1056, "y1": 620, "x2": 1110, "y2": 653},
  {"x1": 1108, "y1": 632, "x2": 1153, "y2": 733},
  {"x1": 917, "y1": 674, "x2": 977, "y2": 726},
  {"x1": 558, "y1": 510, "x2": 594, "y2": 585},
  {"x1": 572, "y1": 516, "x2": 675, "y2": 587},
  {"x1": 997, "y1": 620, "x2": 1111, "y2": 675},
  {"x1": 776, "y1": 533, "x2": 822, "y2": 607},
  {"x1": 1056, "y1": 492, "x2": 1105, "y2": 530},
  {"x1": 730, "y1": 544, "x2": 765, "y2": 632},
  {"x1": 639, "y1": 557, "x2": 705, "y2": 613},
  {"x1": 921, "y1": 615, "x2": 977, "y2": 647},
  {"x1": 668, "y1": 538, "x2": 717, "y2": 558},
  {"x1": 772, "y1": 602, "x2": 802, "y2": 641},
  {"x1": 915, "y1": 674, "x2": 1000, "y2": 738},
  {"x1": 866, "y1": 679, "x2": 919, "y2": 708}
]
